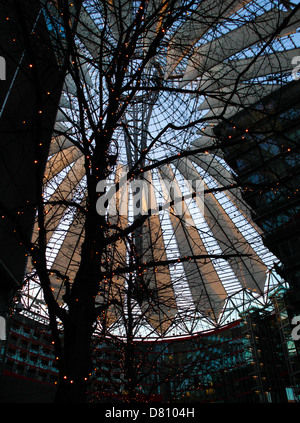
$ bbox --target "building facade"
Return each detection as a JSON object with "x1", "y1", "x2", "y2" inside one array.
[
  {"x1": 212, "y1": 79, "x2": 300, "y2": 398},
  {"x1": 213, "y1": 80, "x2": 300, "y2": 309},
  {"x1": 1, "y1": 288, "x2": 299, "y2": 403}
]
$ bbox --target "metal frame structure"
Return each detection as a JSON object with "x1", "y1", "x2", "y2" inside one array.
[{"x1": 8, "y1": 0, "x2": 299, "y2": 340}]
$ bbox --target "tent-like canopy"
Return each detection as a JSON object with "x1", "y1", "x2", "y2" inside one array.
[{"x1": 24, "y1": 0, "x2": 299, "y2": 338}]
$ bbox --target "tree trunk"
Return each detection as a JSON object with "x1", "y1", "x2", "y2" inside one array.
[
  {"x1": 54, "y1": 306, "x2": 94, "y2": 403},
  {"x1": 53, "y1": 211, "x2": 105, "y2": 403}
]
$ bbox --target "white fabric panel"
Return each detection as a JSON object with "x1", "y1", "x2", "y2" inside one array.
[
  {"x1": 54, "y1": 122, "x2": 69, "y2": 134},
  {"x1": 138, "y1": 171, "x2": 177, "y2": 333},
  {"x1": 59, "y1": 95, "x2": 72, "y2": 109},
  {"x1": 191, "y1": 136, "x2": 218, "y2": 150},
  {"x1": 77, "y1": 7, "x2": 101, "y2": 58},
  {"x1": 101, "y1": 164, "x2": 129, "y2": 328},
  {"x1": 142, "y1": 0, "x2": 169, "y2": 51},
  {"x1": 44, "y1": 146, "x2": 83, "y2": 183},
  {"x1": 203, "y1": 191, "x2": 267, "y2": 293},
  {"x1": 54, "y1": 122, "x2": 68, "y2": 135},
  {"x1": 189, "y1": 152, "x2": 254, "y2": 222},
  {"x1": 164, "y1": 0, "x2": 253, "y2": 78},
  {"x1": 42, "y1": 158, "x2": 84, "y2": 242},
  {"x1": 181, "y1": 9, "x2": 300, "y2": 85},
  {"x1": 63, "y1": 61, "x2": 93, "y2": 95},
  {"x1": 197, "y1": 48, "x2": 300, "y2": 93},
  {"x1": 49, "y1": 136, "x2": 75, "y2": 156},
  {"x1": 159, "y1": 164, "x2": 227, "y2": 321},
  {"x1": 196, "y1": 125, "x2": 215, "y2": 138},
  {"x1": 183, "y1": 152, "x2": 234, "y2": 189},
  {"x1": 63, "y1": 74, "x2": 78, "y2": 96},
  {"x1": 78, "y1": 57, "x2": 94, "y2": 88},
  {"x1": 49, "y1": 210, "x2": 85, "y2": 305},
  {"x1": 55, "y1": 110, "x2": 69, "y2": 123},
  {"x1": 31, "y1": 156, "x2": 86, "y2": 246},
  {"x1": 190, "y1": 136, "x2": 224, "y2": 158},
  {"x1": 27, "y1": 157, "x2": 86, "y2": 275},
  {"x1": 197, "y1": 107, "x2": 241, "y2": 122},
  {"x1": 198, "y1": 83, "x2": 277, "y2": 111},
  {"x1": 176, "y1": 157, "x2": 267, "y2": 293},
  {"x1": 107, "y1": 0, "x2": 133, "y2": 40}
]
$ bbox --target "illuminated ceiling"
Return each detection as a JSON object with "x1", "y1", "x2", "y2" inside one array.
[{"x1": 24, "y1": 0, "x2": 299, "y2": 338}]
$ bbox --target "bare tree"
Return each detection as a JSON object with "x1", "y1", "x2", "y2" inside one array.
[{"x1": 1, "y1": 0, "x2": 299, "y2": 403}]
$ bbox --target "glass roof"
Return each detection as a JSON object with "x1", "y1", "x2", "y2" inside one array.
[{"x1": 22, "y1": 0, "x2": 299, "y2": 339}]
